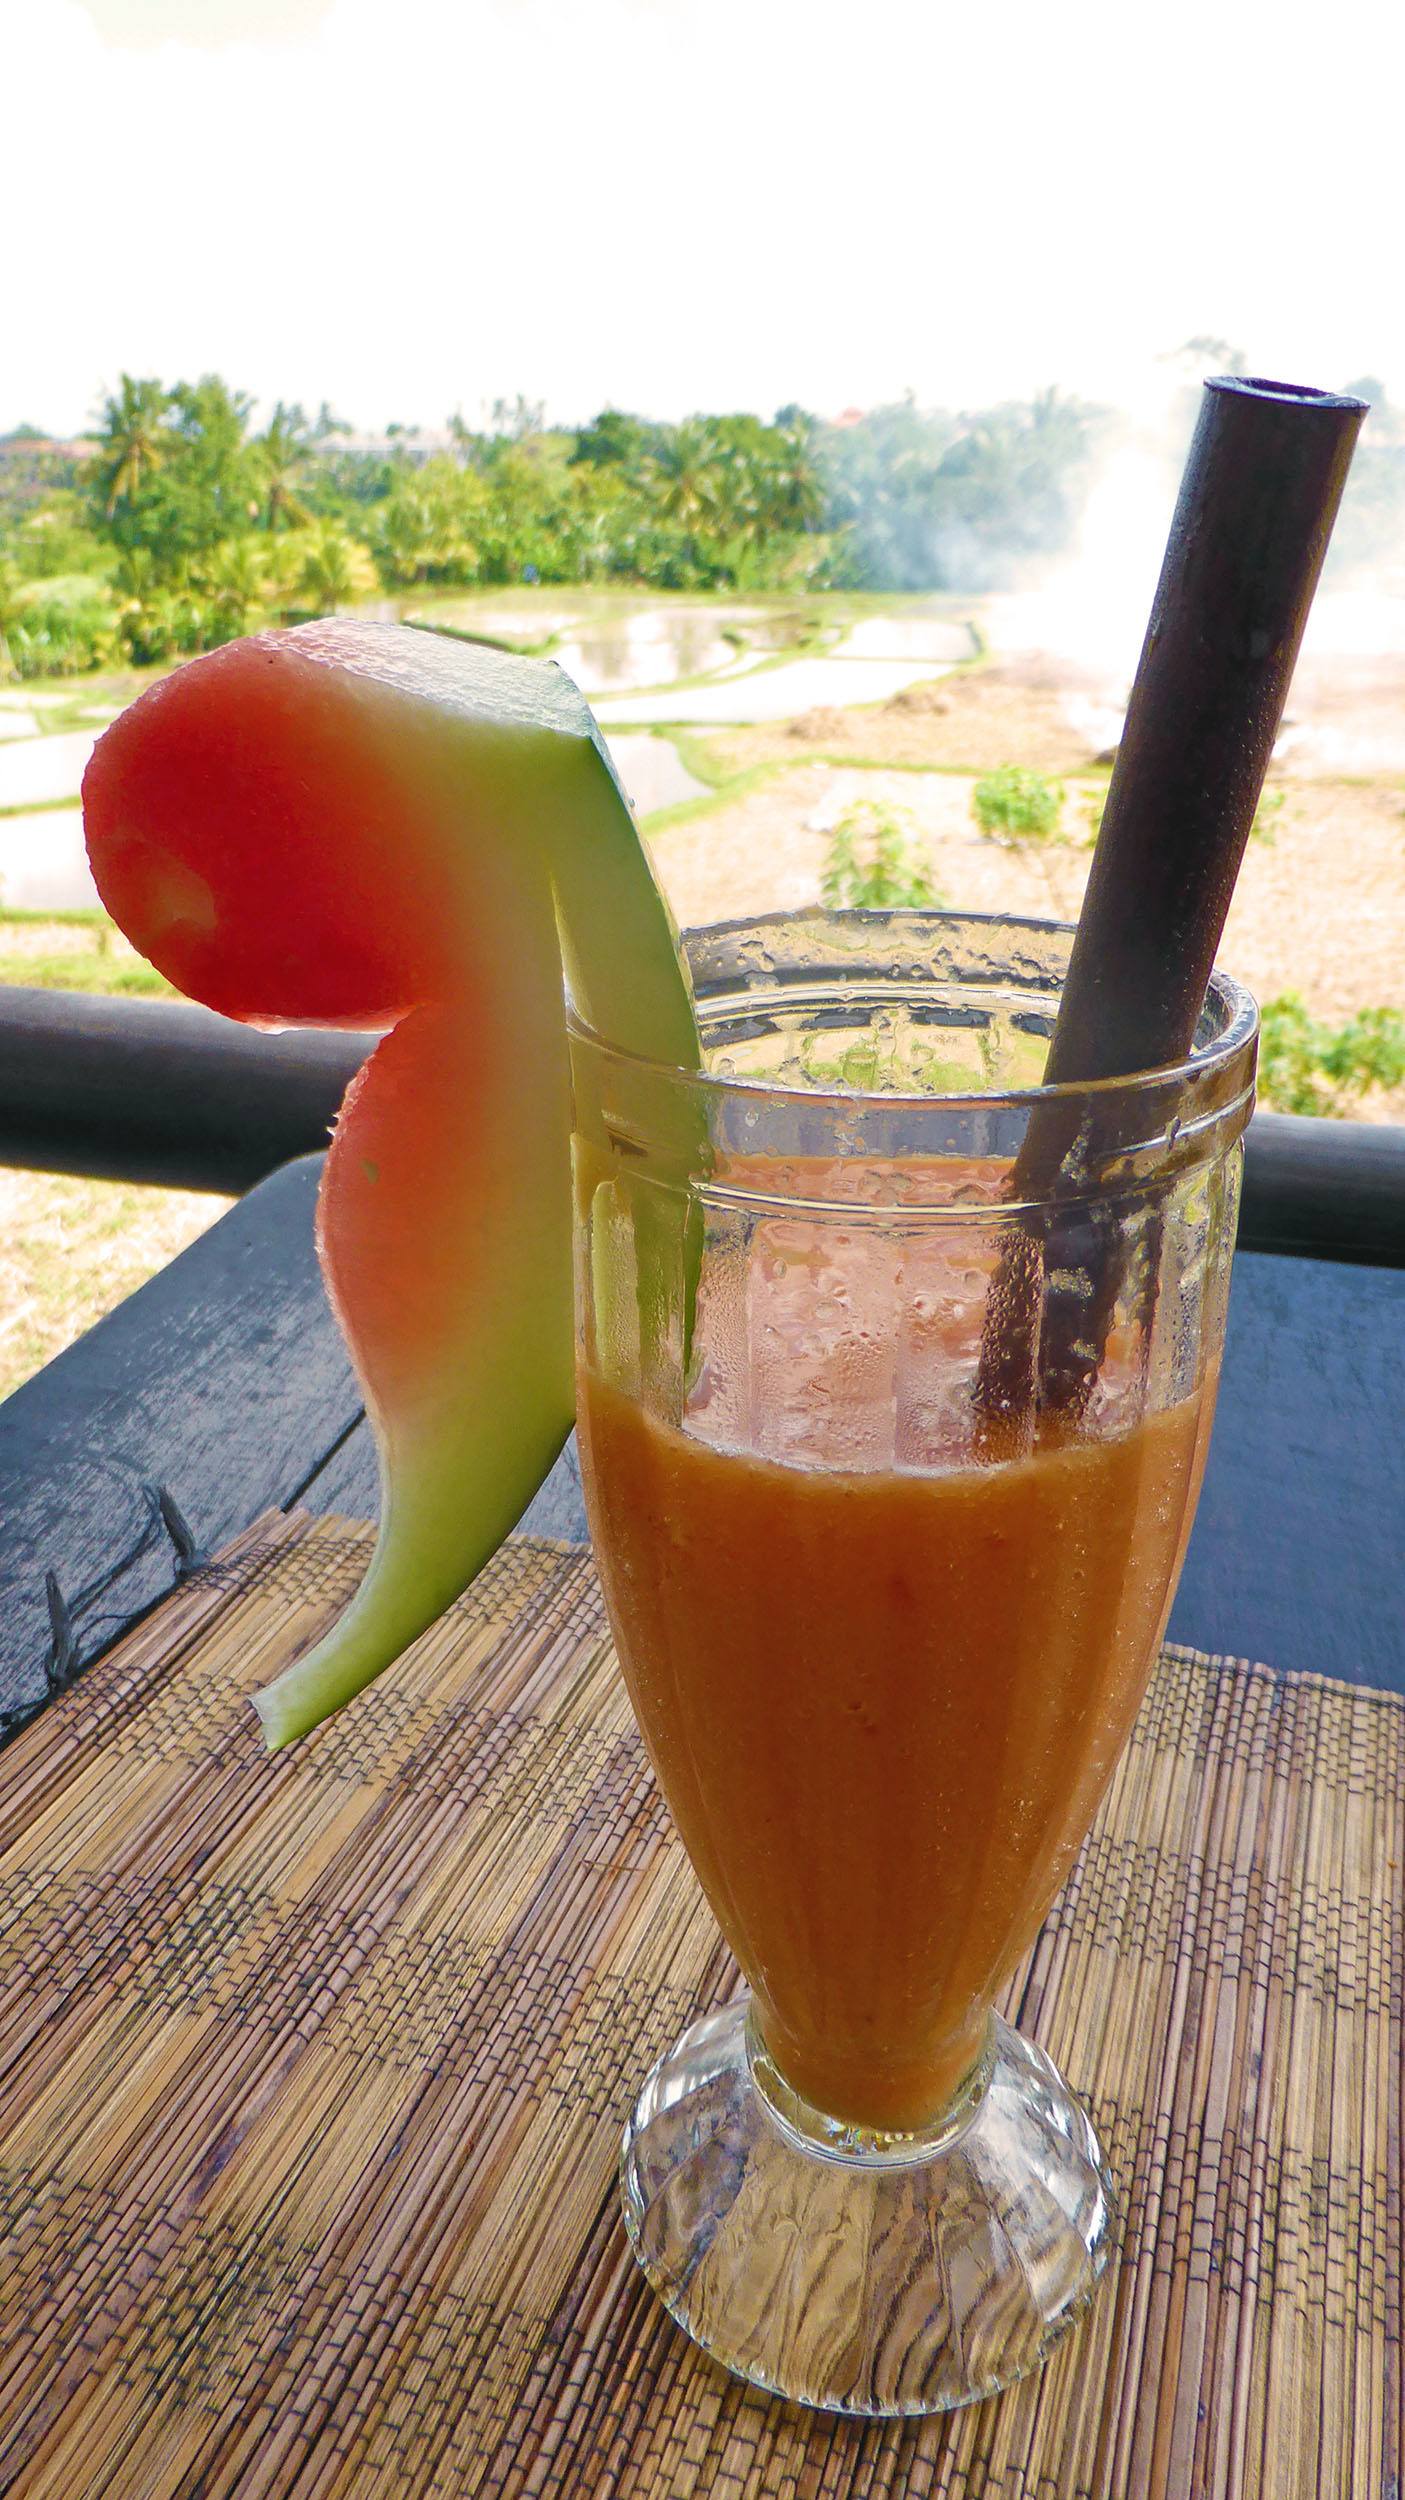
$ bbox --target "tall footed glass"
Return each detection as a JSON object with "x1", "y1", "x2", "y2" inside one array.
[{"x1": 570, "y1": 909, "x2": 1257, "y2": 2415}]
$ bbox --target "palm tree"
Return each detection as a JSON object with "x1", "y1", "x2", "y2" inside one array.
[
  {"x1": 295, "y1": 524, "x2": 373, "y2": 614},
  {"x1": 257, "y1": 402, "x2": 313, "y2": 532},
  {"x1": 199, "y1": 537, "x2": 268, "y2": 638},
  {"x1": 114, "y1": 545, "x2": 158, "y2": 603},
  {"x1": 651, "y1": 420, "x2": 723, "y2": 536},
  {"x1": 96, "y1": 376, "x2": 169, "y2": 517},
  {"x1": 489, "y1": 395, "x2": 546, "y2": 443},
  {"x1": 764, "y1": 424, "x2": 826, "y2": 535},
  {"x1": 372, "y1": 461, "x2": 482, "y2": 585}
]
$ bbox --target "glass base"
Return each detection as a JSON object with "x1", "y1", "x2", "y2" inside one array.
[{"x1": 619, "y1": 2000, "x2": 1116, "y2": 2416}]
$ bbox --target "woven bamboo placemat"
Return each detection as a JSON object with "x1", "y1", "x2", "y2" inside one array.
[{"x1": 0, "y1": 1509, "x2": 1398, "y2": 2499}]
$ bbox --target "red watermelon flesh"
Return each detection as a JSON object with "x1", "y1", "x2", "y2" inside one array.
[{"x1": 82, "y1": 619, "x2": 698, "y2": 1744}]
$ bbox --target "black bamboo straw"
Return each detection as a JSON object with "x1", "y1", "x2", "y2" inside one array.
[{"x1": 976, "y1": 377, "x2": 1366, "y2": 1431}]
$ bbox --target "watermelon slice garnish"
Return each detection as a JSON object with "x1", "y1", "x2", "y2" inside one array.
[{"x1": 82, "y1": 619, "x2": 699, "y2": 1745}]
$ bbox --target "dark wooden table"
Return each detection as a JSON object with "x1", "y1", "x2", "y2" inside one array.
[{"x1": 1, "y1": 1150, "x2": 1401, "y2": 1733}]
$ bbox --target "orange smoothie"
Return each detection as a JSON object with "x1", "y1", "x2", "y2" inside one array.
[{"x1": 579, "y1": 1363, "x2": 1211, "y2": 2134}]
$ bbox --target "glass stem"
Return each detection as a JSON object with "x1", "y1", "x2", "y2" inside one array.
[{"x1": 744, "y1": 2002, "x2": 998, "y2": 2168}]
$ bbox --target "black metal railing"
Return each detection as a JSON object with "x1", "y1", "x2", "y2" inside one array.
[
  {"x1": 0, "y1": 987, "x2": 372, "y2": 1196},
  {"x1": 1, "y1": 986, "x2": 1402, "y2": 1264}
]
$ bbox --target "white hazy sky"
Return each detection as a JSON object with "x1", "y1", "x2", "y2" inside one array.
[{"x1": 7, "y1": 0, "x2": 1405, "y2": 437}]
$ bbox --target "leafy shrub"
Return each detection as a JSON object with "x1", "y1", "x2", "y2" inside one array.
[
  {"x1": 14, "y1": 498, "x2": 114, "y2": 581},
  {"x1": 1258, "y1": 993, "x2": 1405, "y2": 1115},
  {"x1": 3, "y1": 581, "x2": 118, "y2": 678},
  {"x1": 821, "y1": 802, "x2": 941, "y2": 909},
  {"x1": 117, "y1": 586, "x2": 215, "y2": 666},
  {"x1": 1319, "y1": 1005, "x2": 1405, "y2": 1091},
  {"x1": 972, "y1": 766, "x2": 1064, "y2": 845},
  {"x1": 285, "y1": 523, "x2": 378, "y2": 615}
]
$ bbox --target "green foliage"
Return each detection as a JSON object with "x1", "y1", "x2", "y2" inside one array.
[
  {"x1": 95, "y1": 375, "x2": 261, "y2": 569},
  {"x1": 971, "y1": 766, "x2": 1064, "y2": 845},
  {"x1": 10, "y1": 493, "x2": 111, "y2": 582},
  {"x1": 475, "y1": 440, "x2": 606, "y2": 584},
  {"x1": 0, "y1": 945, "x2": 172, "y2": 996},
  {"x1": 371, "y1": 457, "x2": 488, "y2": 585},
  {"x1": 0, "y1": 911, "x2": 173, "y2": 996},
  {"x1": 0, "y1": 571, "x2": 118, "y2": 678},
  {"x1": 649, "y1": 412, "x2": 825, "y2": 571},
  {"x1": 820, "y1": 801, "x2": 940, "y2": 909},
  {"x1": 93, "y1": 375, "x2": 169, "y2": 518},
  {"x1": 1258, "y1": 993, "x2": 1405, "y2": 1115},
  {"x1": 1319, "y1": 1006, "x2": 1405, "y2": 1091},
  {"x1": 198, "y1": 535, "x2": 270, "y2": 640},
  {"x1": 255, "y1": 402, "x2": 315, "y2": 531},
  {"x1": 824, "y1": 389, "x2": 1107, "y2": 592},
  {"x1": 113, "y1": 589, "x2": 199, "y2": 667},
  {"x1": 287, "y1": 523, "x2": 377, "y2": 613},
  {"x1": 113, "y1": 543, "x2": 254, "y2": 665},
  {"x1": 569, "y1": 407, "x2": 670, "y2": 478},
  {"x1": 1, "y1": 370, "x2": 1111, "y2": 678}
]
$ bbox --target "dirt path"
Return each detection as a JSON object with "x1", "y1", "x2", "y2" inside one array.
[
  {"x1": 651, "y1": 761, "x2": 1403, "y2": 1027},
  {"x1": 702, "y1": 661, "x2": 1109, "y2": 779}
]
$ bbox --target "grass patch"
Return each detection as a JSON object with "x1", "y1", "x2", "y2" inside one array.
[
  {"x1": 667, "y1": 728, "x2": 748, "y2": 792},
  {"x1": 402, "y1": 614, "x2": 544, "y2": 657},
  {"x1": 0, "y1": 696, "x2": 113, "y2": 736},
  {"x1": 0, "y1": 793, "x2": 84, "y2": 820},
  {"x1": 0, "y1": 1168, "x2": 228, "y2": 1401},
  {"x1": 0, "y1": 901, "x2": 107, "y2": 928},
  {"x1": 809, "y1": 751, "x2": 977, "y2": 778},
  {"x1": 0, "y1": 661, "x2": 165, "y2": 708},
  {"x1": 30, "y1": 699, "x2": 118, "y2": 734},
  {"x1": 641, "y1": 759, "x2": 783, "y2": 838},
  {"x1": 0, "y1": 911, "x2": 173, "y2": 997},
  {"x1": 0, "y1": 951, "x2": 172, "y2": 997}
]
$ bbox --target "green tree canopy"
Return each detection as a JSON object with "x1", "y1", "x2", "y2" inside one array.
[
  {"x1": 8, "y1": 368, "x2": 1134, "y2": 673},
  {"x1": 92, "y1": 374, "x2": 261, "y2": 572},
  {"x1": 95, "y1": 375, "x2": 171, "y2": 518},
  {"x1": 571, "y1": 408, "x2": 670, "y2": 479},
  {"x1": 256, "y1": 402, "x2": 316, "y2": 531}
]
